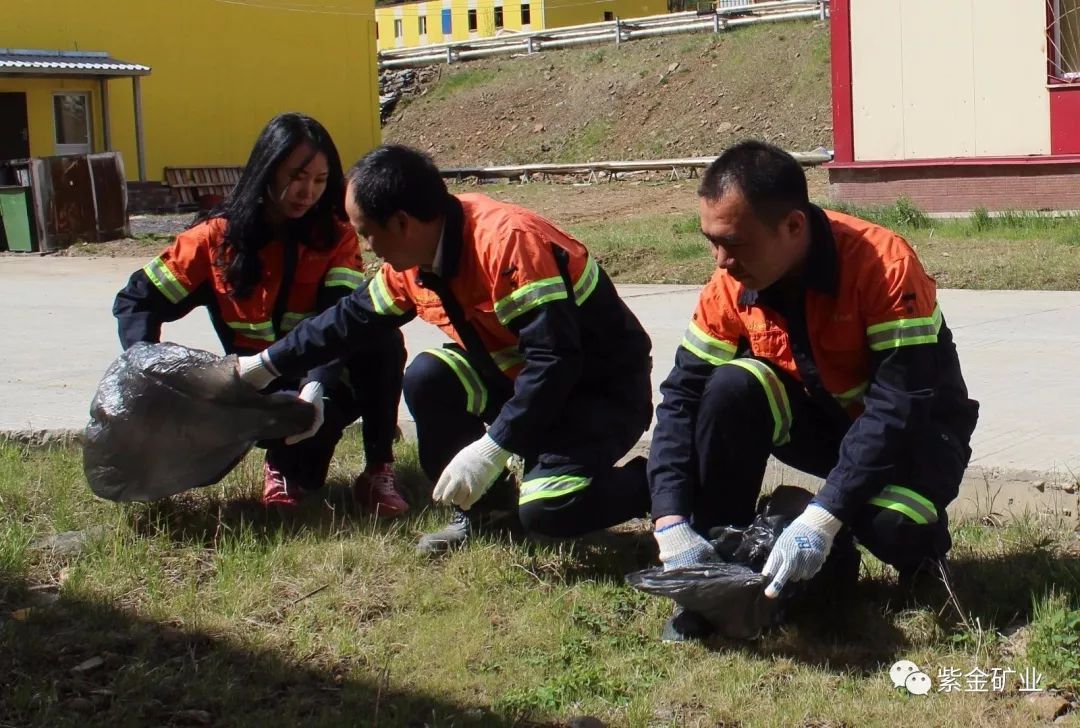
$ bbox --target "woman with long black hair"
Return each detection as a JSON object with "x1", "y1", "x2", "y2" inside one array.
[{"x1": 113, "y1": 112, "x2": 409, "y2": 515}]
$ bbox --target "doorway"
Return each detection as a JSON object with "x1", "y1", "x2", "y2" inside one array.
[{"x1": 0, "y1": 92, "x2": 31, "y2": 161}]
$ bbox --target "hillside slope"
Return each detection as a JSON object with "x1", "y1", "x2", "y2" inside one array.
[{"x1": 383, "y1": 19, "x2": 832, "y2": 166}]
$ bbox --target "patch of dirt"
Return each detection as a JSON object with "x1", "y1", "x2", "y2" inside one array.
[
  {"x1": 453, "y1": 166, "x2": 827, "y2": 227},
  {"x1": 56, "y1": 213, "x2": 194, "y2": 258},
  {"x1": 129, "y1": 214, "x2": 196, "y2": 237},
  {"x1": 58, "y1": 238, "x2": 162, "y2": 258},
  {"x1": 451, "y1": 178, "x2": 700, "y2": 225},
  {"x1": 385, "y1": 20, "x2": 832, "y2": 167}
]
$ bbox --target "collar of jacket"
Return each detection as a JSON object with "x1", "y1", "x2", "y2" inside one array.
[
  {"x1": 417, "y1": 195, "x2": 465, "y2": 287},
  {"x1": 737, "y1": 204, "x2": 839, "y2": 306}
]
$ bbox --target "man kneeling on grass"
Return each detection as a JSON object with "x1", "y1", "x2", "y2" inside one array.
[
  {"x1": 647, "y1": 141, "x2": 980, "y2": 640},
  {"x1": 238, "y1": 145, "x2": 655, "y2": 553}
]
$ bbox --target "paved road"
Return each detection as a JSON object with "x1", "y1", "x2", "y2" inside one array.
[{"x1": 3, "y1": 256, "x2": 1078, "y2": 517}]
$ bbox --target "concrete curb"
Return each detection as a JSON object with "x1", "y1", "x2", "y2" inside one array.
[
  {"x1": 8, "y1": 422, "x2": 1077, "y2": 526},
  {"x1": 1, "y1": 428, "x2": 85, "y2": 446}
]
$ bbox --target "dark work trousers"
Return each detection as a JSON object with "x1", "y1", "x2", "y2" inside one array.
[
  {"x1": 264, "y1": 327, "x2": 406, "y2": 490},
  {"x1": 691, "y1": 357, "x2": 970, "y2": 572},
  {"x1": 402, "y1": 344, "x2": 654, "y2": 537}
]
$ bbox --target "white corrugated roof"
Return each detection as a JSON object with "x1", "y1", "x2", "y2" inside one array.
[{"x1": 0, "y1": 49, "x2": 150, "y2": 76}]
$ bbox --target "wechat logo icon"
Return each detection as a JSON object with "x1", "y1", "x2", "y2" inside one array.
[{"x1": 890, "y1": 660, "x2": 932, "y2": 696}]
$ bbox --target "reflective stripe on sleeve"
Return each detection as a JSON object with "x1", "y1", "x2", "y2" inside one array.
[
  {"x1": 680, "y1": 320, "x2": 737, "y2": 366},
  {"x1": 867, "y1": 305, "x2": 943, "y2": 351},
  {"x1": 369, "y1": 269, "x2": 407, "y2": 316},
  {"x1": 143, "y1": 257, "x2": 189, "y2": 304},
  {"x1": 868, "y1": 485, "x2": 939, "y2": 525},
  {"x1": 323, "y1": 267, "x2": 365, "y2": 290},
  {"x1": 494, "y1": 276, "x2": 569, "y2": 325}
]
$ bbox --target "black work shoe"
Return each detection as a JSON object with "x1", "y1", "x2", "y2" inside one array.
[
  {"x1": 416, "y1": 505, "x2": 522, "y2": 556},
  {"x1": 417, "y1": 508, "x2": 472, "y2": 555},
  {"x1": 661, "y1": 606, "x2": 715, "y2": 643}
]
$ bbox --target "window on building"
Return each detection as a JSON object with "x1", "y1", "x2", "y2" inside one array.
[
  {"x1": 53, "y1": 92, "x2": 91, "y2": 156},
  {"x1": 521, "y1": 2, "x2": 531, "y2": 24},
  {"x1": 442, "y1": 8, "x2": 452, "y2": 33},
  {"x1": 394, "y1": 18, "x2": 404, "y2": 37},
  {"x1": 468, "y1": 8, "x2": 478, "y2": 31},
  {"x1": 494, "y1": 6, "x2": 504, "y2": 28},
  {"x1": 1050, "y1": 0, "x2": 1080, "y2": 81},
  {"x1": 419, "y1": 15, "x2": 428, "y2": 34},
  {"x1": 375, "y1": 22, "x2": 380, "y2": 40},
  {"x1": 603, "y1": 10, "x2": 614, "y2": 21}
]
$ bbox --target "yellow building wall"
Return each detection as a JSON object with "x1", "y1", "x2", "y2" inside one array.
[
  {"x1": 612, "y1": 0, "x2": 670, "y2": 20},
  {"x1": 850, "y1": 0, "x2": 1050, "y2": 161},
  {"x1": 3, "y1": 0, "x2": 380, "y2": 182},
  {"x1": 545, "y1": 0, "x2": 667, "y2": 28},
  {"x1": 374, "y1": 0, "x2": 667, "y2": 51},
  {"x1": 377, "y1": 0, "x2": 540, "y2": 51},
  {"x1": 0, "y1": 77, "x2": 106, "y2": 160}
]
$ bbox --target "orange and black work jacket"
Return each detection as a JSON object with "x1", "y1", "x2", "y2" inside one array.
[
  {"x1": 113, "y1": 217, "x2": 365, "y2": 384},
  {"x1": 649, "y1": 205, "x2": 979, "y2": 523},
  {"x1": 261, "y1": 193, "x2": 652, "y2": 456}
]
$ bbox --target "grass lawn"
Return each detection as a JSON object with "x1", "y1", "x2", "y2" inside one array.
[
  {"x1": 2, "y1": 436, "x2": 1079, "y2": 726},
  {"x1": 59, "y1": 181, "x2": 1080, "y2": 294},
  {"x1": 567, "y1": 202, "x2": 1080, "y2": 290}
]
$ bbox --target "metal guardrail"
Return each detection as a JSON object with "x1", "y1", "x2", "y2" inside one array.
[
  {"x1": 441, "y1": 149, "x2": 833, "y2": 182},
  {"x1": 378, "y1": 0, "x2": 828, "y2": 69}
]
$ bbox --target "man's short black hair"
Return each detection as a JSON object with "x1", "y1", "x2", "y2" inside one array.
[
  {"x1": 698, "y1": 140, "x2": 810, "y2": 227},
  {"x1": 346, "y1": 144, "x2": 449, "y2": 224}
]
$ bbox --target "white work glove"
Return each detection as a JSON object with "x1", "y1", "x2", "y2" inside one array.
[
  {"x1": 432, "y1": 433, "x2": 512, "y2": 510},
  {"x1": 237, "y1": 352, "x2": 279, "y2": 391},
  {"x1": 654, "y1": 520, "x2": 716, "y2": 571},
  {"x1": 284, "y1": 381, "x2": 325, "y2": 445},
  {"x1": 761, "y1": 503, "x2": 843, "y2": 598}
]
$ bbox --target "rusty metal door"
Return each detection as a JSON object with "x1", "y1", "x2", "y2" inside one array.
[{"x1": 29, "y1": 152, "x2": 130, "y2": 251}]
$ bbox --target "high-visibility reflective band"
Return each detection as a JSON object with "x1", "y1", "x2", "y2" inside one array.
[
  {"x1": 724, "y1": 358, "x2": 793, "y2": 446},
  {"x1": 494, "y1": 276, "x2": 569, "y2": 325},
  {"x1": 491, "y1": 345, "x2": 525, "y2": 372},
  {"x1": 324, "y1": 267, "x2": 365, "y2": 290},
  {"x1": 868, "y1": 485, "x2": 938, "y2": 525},
  {"x1": 834, "y1": 381, "x2": 868, "y2": 407},
  {"x1": 369, "y1": 269, "x2": 406, "y2": 316},
  {"x1": 143, "y1": 257, "x2": 189, "y2": 304},
  {"x1": 681, "y1": 320, "x2": 737, "y2": 366},
  {"x1": 519, "y1": 474, "x2": 592, "y2": 504},
  {"x1": 227, "y1": 320, "x2": 275, "y2": 342},
  {"x1": 281, "y1": 311, "x2": 314, "y2": 332},
  {"x1": 426, "y1": 348, "x2": 488, "y2": 416},
  {"x1": 866, "y1": 305, "x2": 943, "y2": 352},
  {"x1": 572, "y1": 255, "x2": 600, "y2": 305}
]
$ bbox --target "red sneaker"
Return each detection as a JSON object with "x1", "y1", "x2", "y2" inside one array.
[
  {"x1": 262, "y1": 461, "x2": 302, "y2": 507},
  {"x1": 354, "y1": 463, "x2": 409, "y2": 518}
]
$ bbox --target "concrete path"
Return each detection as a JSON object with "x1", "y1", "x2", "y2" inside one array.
[{"x1": 3, "y1": 256, "x2": 1078, "y2": 517}]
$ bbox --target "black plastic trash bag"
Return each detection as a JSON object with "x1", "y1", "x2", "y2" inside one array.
[
  {"x1": 626, "y1": 485, "x2": 860, "y2": 640},
  {"x1": 628, "y1": 563, "x2": 777, "y2": 640},
  {"x1": 83, "y1": 342, "x2": 315, "y2": 502}
]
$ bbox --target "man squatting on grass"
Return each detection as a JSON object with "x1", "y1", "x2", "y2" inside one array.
[
  {"x1": 237, "y1": 140, "x2": 979, "y2": 642},
  {"x1": 238, "y1": 144, "x2": 656, "y2": 554},
  {"x1": 648, "y1": 141, "x2": 980, "y2": 640}
]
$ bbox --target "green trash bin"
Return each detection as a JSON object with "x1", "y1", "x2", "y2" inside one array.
[{"x1": 0, "y1": 186, "x2": 36, "y2": 252}]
